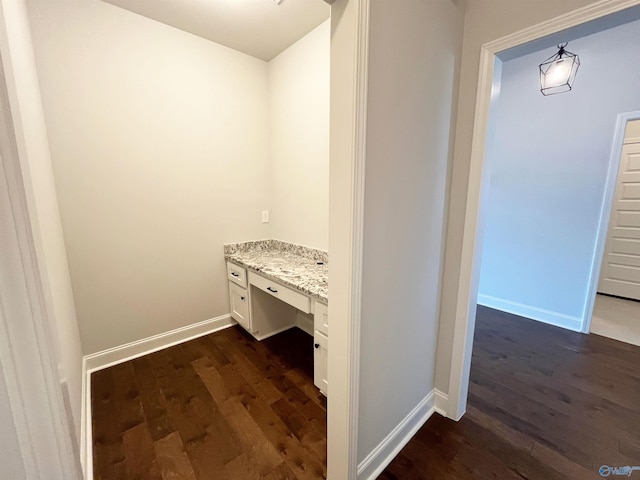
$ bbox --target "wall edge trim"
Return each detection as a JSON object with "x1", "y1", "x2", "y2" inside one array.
[{"x1": 80, "y1": 356, "x2": 89, "y2": 477}]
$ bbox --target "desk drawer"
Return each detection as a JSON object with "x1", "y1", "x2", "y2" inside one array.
[
  {"x1": 314, "y1": 301, "x2": 328, "y2": 337},
  {"x1": 249, "y1": 272, "x2": 310, "y2": 314},
  {"x1": 227, "y1": 262, "x2": 247, "y2": 287}
]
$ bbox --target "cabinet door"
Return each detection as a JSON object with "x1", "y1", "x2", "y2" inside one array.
[
  {"x1": 229, "y1": 282, "x2": 250, "y2": 331},
  {"x1": 314, "y1": 331, "x2": 328, "y2": 396}
]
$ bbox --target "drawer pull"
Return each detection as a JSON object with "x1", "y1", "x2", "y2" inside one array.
[
  {"x1": 240, "y1": 296, "x2": 245, "y2": 301},
  {"x1": 231, "y1": 272, "x2": 240, "y2": 277},
  {"x1": 314, "y1": 343, "x2": 320, "y2": 349},
  {"x1": 266, "y1": 287, "x2": 278, "y2": 293}
]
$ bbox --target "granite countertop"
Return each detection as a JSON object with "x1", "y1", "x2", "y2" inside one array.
[{"x1": 224, "y1": 239, "x2": 328, "y2": 303}]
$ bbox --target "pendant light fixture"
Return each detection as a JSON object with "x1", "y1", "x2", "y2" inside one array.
[{"x1": 539, "y1": 43, "x2": 580, "y2": 96}]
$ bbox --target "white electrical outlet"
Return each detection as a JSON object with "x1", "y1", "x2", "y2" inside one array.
[{"x1": 262, "y1": 210, "x2": 270, "y2": 223}]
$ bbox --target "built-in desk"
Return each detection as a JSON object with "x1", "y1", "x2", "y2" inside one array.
[{"x1": 224, "y1": 240, "x2": 328, "y2": 395}]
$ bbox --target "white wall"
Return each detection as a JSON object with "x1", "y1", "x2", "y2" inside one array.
[
  {"x1": 27, "y1": 0, "x2": 271, "y2": 354},
  {"x1": 435, "y1": 0, "x2": 602, "y2": 398},
  {"x1": 357, "y1": 0, "x2": 463, "y2": 465},
  {"x1": 26, "y1": 0, "x2": 330, "y2": 355},
  {"x1": 269, "y1": 20, "x2": 330, "y2": 251},
  {"x1": 477, "y1": 19, "x2": 640, "y2": 329}
]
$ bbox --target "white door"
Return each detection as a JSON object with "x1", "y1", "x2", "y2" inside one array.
[{"x1": 598, "y1": 141, "x2": 640, "y2": 300}]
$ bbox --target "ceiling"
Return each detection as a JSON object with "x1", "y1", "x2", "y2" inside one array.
[{"x1": 102, "y1": 0, "x2": 330, "y2": 61}]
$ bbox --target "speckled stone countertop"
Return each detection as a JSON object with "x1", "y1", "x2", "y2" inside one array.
[{"x1": 224, "y1": 240, "x2": 328, "y2": 303}]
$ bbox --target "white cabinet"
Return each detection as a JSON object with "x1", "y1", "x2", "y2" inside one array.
[
  {"x1": 227, "y1": 261, "x2": 247, "y2": 287},
  {"x1": 313, "y1": 330, "x2": 328, "y2": 395},
  {"x1": 227, "y1": 262, "x2": 251, "y2": 332},
  {"x1": 314, "y1": 301, "x2": 328, "y2": 336},
  {"x1": 229, "y1": 281, "x2": 250, "y2": 331},
  {"x1": 313, "y1": 301, "x2": 328, "y2": 396},
  {"x1": 226, "y1": 260, "x2": 328, "y2": 396},
  {"x1": 249, "y1": 271, "x2": 311, "y2": 314}
]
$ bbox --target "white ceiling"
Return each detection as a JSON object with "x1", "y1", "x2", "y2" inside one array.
[{"x1": 102, "y1": 0, "x2": 330, "y2": 61}]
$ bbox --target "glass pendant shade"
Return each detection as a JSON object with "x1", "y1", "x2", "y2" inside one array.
[{"x1": 539, "y1": 43, "x2": 580, "y2": 96}]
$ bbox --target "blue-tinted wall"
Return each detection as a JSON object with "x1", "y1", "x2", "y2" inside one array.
[{"x1": 478, "y1": 19, "x2": 640, "y2": 330}]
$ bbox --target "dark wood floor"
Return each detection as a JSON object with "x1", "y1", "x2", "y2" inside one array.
[
  {"x1": 91, "y1": 326, "x2": 327, "y2": 480},
  {"x1": 94, "y1": 307, "x2": 640, "y2": 480},
  {"x1": 381, "y1": 305, "x2": 640, "y2": 480}
]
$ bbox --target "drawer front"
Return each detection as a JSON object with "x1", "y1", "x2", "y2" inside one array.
[
  {"x1": 229, "y1": 282, "x2": 250, "y2": 331},
  {"x1": 227, "y1": 262, "x2": 247, "y2": 287},
  {"x1": 249, "y1": 272, "x2": 310, "y2": 314},
  {"x1": 314, "y1": 301, "x2": 328, "y2": 337}
]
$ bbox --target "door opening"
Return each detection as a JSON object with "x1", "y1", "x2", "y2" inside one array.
[{"x1": 446, "y1": 0, "x2": 640, "y2": 422}]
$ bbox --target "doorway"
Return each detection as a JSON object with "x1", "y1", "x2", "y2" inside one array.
[
  {"x1": 591, "y1": 293, "x2": 640, "y2": 345},
  {"x1": 447, "y1": 0, "x2": 640, "y2": 422},
  {"x1": 476, "y1": 20, "x2": 640, "y2": 335},
  {"x1": 590, "y1": 115, "x2": 640, "y2": 345}
]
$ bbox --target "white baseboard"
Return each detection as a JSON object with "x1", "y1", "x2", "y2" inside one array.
[
  {"x1": 357, "y1": 390, "x2": 436, "y2": 480},
  {"x1": 83, "y1": 314, "x2": 234, "y2": 373},
  {"x1": 80, "y1": 313, "x2": 234, "y2": 480},
  {"x1": 477, "y1": 294, "x2": 582, "y2": 332},
  {"x1": 434, "y1": 389, "x2": 449, "y2": 417}
]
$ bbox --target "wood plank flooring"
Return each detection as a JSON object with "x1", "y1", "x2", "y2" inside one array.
[
  {"x1": 381, "y1": 306, "x2": 640, "y2": 480},
  {"x1": 91, "y1": 326, "x2": 326, "y2": 480},
  {"x1": 94, "y1": 306, "x2": 640, "y2": 480}
]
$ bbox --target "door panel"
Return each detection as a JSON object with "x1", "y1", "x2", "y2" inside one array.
[
  {"x1": 610, "y1": 238, "x2": 640, "y2": 258},
  {"x1": 617, "y1": 211, "x2": 640, "y2": 227},
  {"x1": 599, "y1": 141, "x2": 640, "y2": 300}
]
